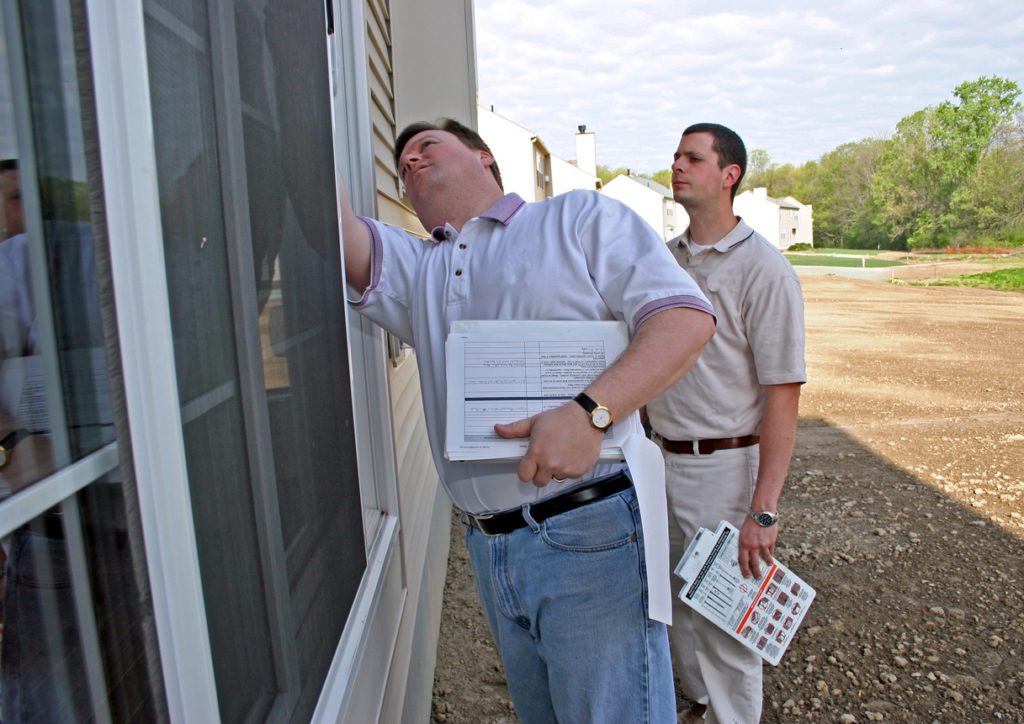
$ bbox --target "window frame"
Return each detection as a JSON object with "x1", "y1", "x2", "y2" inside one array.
[
  {"x1": 86, "y1": 1, "x2": 221, "y2": 719},
  {"x1": 87, "y1": 0, "x2": 408, "y2": 721}
]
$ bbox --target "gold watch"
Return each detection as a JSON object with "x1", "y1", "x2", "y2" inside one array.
[
  {"x1": 0, "y1": 428, "x2": 31, "y2": 469},
  {"x1": 573, "y1": 392, "x2": 613, "y2": 431}
]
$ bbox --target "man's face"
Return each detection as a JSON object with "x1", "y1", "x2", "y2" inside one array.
[
  {"x1": 397, "y1": 130, "x2": 492, "y2": 212},
  {"x1": 671, "y1": 132, "x2": 733, "y2": 208},
  {"x1": 1, "y1": 168, "x2": 23, "y2": 239}
]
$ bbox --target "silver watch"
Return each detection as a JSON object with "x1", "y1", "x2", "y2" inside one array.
[{"x1": 749, "y1": 510, "x2": 779, "y2": 527}]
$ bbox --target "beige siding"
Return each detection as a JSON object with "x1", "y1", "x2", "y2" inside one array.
[{"x1": 363, "y1": 1, "x2": 449, "y2": 721}]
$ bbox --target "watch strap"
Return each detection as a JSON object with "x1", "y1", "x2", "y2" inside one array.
[
  {"x1": 0, "y1": 428, "x2": 31, "y2": 450},
  {"x1": 573, "y1": 392, "x2": 598, "y2": 414}
]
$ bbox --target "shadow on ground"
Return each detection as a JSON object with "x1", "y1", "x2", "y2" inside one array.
[{"x1": 432, "y1": 417, "x2": 1024, "y2": 722}]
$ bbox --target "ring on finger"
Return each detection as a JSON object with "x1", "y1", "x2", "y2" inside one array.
[{"x1": 552, "y1": 476, "x2": 566, "y2": 483}]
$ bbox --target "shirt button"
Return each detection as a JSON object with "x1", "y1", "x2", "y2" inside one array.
[
  {"x1": 455, "y1": 269, "x2": 463, "y2": 276},
  {"x1": 459, "y1": 243, "x2": 467, "y2": 250}
]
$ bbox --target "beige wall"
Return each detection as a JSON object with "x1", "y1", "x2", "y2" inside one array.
[
  {"x1": 392, "y1": 0, "x2": 477, "y2": 131},
  {"x1": 357, "y1": 1, "x2": 479, "y2": 720},
  {"x1": 478, "y1": 106, "x2": 543, "y2": 200}
]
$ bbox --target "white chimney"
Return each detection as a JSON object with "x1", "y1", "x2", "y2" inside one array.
[{"x1": 575, "y1": 125, "x2": 597, "y2": 178}]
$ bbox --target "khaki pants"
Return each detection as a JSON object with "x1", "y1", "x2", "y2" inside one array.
[{"x1": 664, "y1": 444, "x2": 763, "y2": 724}]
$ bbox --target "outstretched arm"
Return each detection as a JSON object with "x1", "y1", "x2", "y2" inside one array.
[
  {"x1": 337, "y1": 174, "x2": 372, "y2": 295},
  {"x1": 496, "y1": 307, "x2": 715, "y2": 486}
]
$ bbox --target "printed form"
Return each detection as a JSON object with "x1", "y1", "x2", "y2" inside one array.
[
  {"x1": 675, "y1": 520, "x2": 816, "y2": 665},
  {"x1": 445, "y1": 320, "x2": 642, "y2": 462}
]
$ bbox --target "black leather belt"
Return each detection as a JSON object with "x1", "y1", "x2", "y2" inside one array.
[
  {"x1": 28, "y1": 511, "x2": 65, "y2": 540},
  {"x1": 467, "y1": 471, "x2": 632, "y2": 536},
  {"x1": 656, "y1": 433, "x2": 760, "y2": 455}
]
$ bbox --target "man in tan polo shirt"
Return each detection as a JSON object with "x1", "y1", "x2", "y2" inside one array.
[{"x1": 647, "y1": 123, "x2": 806, "y2": 723}]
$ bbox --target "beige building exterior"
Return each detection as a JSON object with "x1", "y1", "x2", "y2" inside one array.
[
  {"x1": 477, "y1": 105, "x2": 600, "y2": 200},
  {"x1": 733, "y1": 187, "x2": 814, "y2": 249},
  {"x1": 601, "y1": 173, "x2": 689, "y2": 241}
]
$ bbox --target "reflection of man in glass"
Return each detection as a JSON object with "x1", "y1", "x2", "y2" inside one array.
[
  {"x1": 0, "y1": 156, "x2": 86, "y2": 720},
  {"x1": 0, "y1": 159, "x2": 24, "y2": 240}
]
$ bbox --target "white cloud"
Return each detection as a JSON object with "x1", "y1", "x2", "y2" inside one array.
[{"x1": 475, "y1": 0, "x2": 1024, "y2": 171}]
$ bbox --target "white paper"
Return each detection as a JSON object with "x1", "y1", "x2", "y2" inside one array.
[
  {"x1": 445, "y1": 320, "x2": 641, "y2": 462},
  {"x1": 674, "y1": 520, "x2": 816, "y2": 666},
  {"x1": 0, "y1": 355, "x2": 50, "y2": 430},
  {"x1": 622, "y1": 433, "x2": 672, "y2": 624}
]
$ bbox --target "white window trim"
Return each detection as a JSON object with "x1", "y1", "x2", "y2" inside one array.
[{"x1": 85, "y1": 2, "x2": 220, "y2": 721}]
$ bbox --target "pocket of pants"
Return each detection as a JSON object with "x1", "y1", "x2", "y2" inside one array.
[{"x1": 538, "y1": 493, "x2": 638, "y2": 553}]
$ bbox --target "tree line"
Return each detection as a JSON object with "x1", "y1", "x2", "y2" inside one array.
[{"x1": 616, "y1": 76, "x2": 1024, "y2": 250}]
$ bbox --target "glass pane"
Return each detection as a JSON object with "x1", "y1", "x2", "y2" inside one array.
[
  {"x1": 1, "y1": 3, "x2": 163, "y2": 721},
  {"x1": 143, "y1": 4, "x2": 278, "y2": 721},
  {"x1": 1, "y1": 0, "x2": 114, "y2": 501},
  {"x1": 240, "y1": 3, "x2": 363, "y2": 718},
  {"x1": 145, "y1": 1, "x2": 365, "y2": 720},
  {"x1": 1, "y1": 506, "x2": 91, "y2": 719}
]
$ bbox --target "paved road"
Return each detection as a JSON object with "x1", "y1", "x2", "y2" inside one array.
[{"x1": 792, "y1": 265, "x2": 896, "y2": 281}]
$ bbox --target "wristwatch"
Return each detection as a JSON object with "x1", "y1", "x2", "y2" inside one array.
[
  {"x1": 0, "y1": 428, "x2": 32, "y2": 469},
  {"x1": 573, "y1": 392, "x2": 613, "y2": 431},
  {"x1": 749, "y1": 510, "x2": 779, "y2": 527}
]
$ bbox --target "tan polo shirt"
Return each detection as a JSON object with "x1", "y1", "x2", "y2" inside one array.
[{"x1": 647, "y1": 219, "x2": 806, "y2": 441}]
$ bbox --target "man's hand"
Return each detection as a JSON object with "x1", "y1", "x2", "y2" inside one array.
[
  {"x1": 738, "y1": 516, "x2": 778, "y2": 579},
  {"x1": 494, "y1": 402, "x2": 603, "y2": 487}
]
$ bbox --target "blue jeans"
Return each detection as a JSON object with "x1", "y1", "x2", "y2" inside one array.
[
  {"x1": 465, "y1": 485, "x2": 675, "y2": 723},
  {"x1": 2, "y1": 526, "x2": 90, "y2": 723}
]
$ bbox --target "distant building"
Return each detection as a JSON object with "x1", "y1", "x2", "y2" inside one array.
[
  {"x1": 477, "y1": 107, "x2": 601, "y2": 200},
  {"x1": 734, "y1": 187, "x2": 814, "y2": 249},
  {"x1": 601, "y1": 173, "x2": 689, "y2": 241}
]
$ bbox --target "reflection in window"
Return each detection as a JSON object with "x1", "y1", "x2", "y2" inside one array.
[
  {"x1": 0, "y1": 0, "x2": 164, "y2": 721},
  {"x1": 145, "y1": 0, "x2": 365, "y2": 720}
]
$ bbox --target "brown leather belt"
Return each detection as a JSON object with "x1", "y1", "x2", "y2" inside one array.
[
  {"x1": 465, "y1": 471, "x2": 632, "y2": 536},
  {"x1": 656, "y1": 434, "x2": 760, "y2": 455}
]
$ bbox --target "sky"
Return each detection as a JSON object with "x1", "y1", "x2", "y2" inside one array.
[{"x1": 474, "y1": 0, "x2": 1024, "y2": 174}]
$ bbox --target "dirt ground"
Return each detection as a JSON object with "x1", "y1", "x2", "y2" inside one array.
[{"x1": 430, "y1": 272, "x2": 1024, "y2": 723}]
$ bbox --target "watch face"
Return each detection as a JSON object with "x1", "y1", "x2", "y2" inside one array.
[
  {"x1": 591, "y1": 407, "x2": 612, "y2": 429},
  {"x1": 753, "y1": 512, "x2": 777, "y2": 527}
]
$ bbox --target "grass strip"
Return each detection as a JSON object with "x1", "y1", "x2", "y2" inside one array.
[{"x1": 786, "y1": 255, "x2": 903, "y2": 268}]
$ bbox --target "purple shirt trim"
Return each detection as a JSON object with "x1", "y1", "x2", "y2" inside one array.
[
  {"x1": 428, "y1": 193, "x2": 527, "y2": 242},
  {"x1": 352, "y1": 216, "x2": 383, "y2": 306},
  {"x1": 633, "y1": 295, "x2": 716, "y2": 330},
  {"x1": 481, "y1": 193, "x2": 527, "y2": 224}
]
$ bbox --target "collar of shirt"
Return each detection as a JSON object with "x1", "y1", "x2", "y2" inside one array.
[
  {"x1": 678, "y1": 217, "x2": 757, "y2": 256},
  {"x1": 429, "y1": 193, "x2": 528, "y2": 243}
]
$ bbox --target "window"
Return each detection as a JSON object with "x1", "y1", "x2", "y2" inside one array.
[
  {"x1": 0, "y1": 0, "x2": 164, "y2": 720},
  {"x1": 141, "y1": 1, "x2": 364, "y2": 720}
]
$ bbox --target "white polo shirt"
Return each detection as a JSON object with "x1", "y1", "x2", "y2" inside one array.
[
  {"x1": 350, "y1": 191, "x2": 714, "y2": 513},
  {"x1": 646, "y1": 219, "x2": 806, "y2": 442}
]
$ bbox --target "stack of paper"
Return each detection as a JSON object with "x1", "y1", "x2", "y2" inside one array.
[
  {"x1": 444, "y1": 320, "x2": 642, "y2": 462},
  {"x1": 674, "y1": 520, "x2": 816, "y2": 666}
]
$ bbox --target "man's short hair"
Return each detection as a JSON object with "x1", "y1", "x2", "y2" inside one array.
[
  {"x1": 394, "y1": 118, "x2": 503, "y2": 190},
  {"x1": 0, "y1": 159, "x2": 18, "y2": 173},
  {"x1": 683, "y1": 123, "x2": 746, "y2": 199}
]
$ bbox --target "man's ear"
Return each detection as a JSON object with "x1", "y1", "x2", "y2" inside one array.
[
  {"x1": 480, "y1": 150, "x2": 495, "y2": 169},
  {"x1": 722, "y1": 163, "x2": 742, "y2": 192}
]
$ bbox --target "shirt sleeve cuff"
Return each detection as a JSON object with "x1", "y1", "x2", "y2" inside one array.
[
  {"x1": 633, "y1": 296, "x2": 717, "y2": 330},
  {"x1": 347, "y1": 216, "x2": 383, "y2": 306}
]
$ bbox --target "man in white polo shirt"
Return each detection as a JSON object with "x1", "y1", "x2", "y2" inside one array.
[
  {"x1": 340, "y1": 118, "x2": 716, "y2": 722},
  {"x1": 647, "y1": 123, "x2": 806, "y2": 723}
]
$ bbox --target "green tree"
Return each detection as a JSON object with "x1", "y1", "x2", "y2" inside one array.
[
  {"x1": 803, "y1": 138, "x2": 889, "y2": 248},
  {"x1": 596, "y1": 164, "x2": 630, "y2": 185},
  {"x1": 955, "y1": 119, "x2": 1024, "y2": 245},
  {"x1": 739, "y1": 149, "x2": 773, "y2": 193},
  {"x1": 649, "y1": 169, "x2": 672, "y2": 189},
  {"x1": 872, "y1": 76, "x2": 1022, "y2": 248}
]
